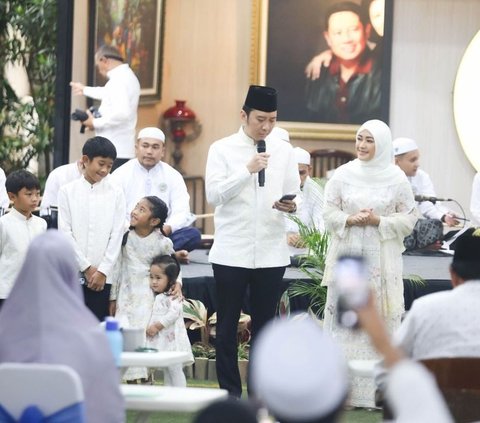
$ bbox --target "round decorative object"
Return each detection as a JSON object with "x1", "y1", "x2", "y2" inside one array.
[{"x1": 453, "y1": 30, "x2": 480, "y2": 172}]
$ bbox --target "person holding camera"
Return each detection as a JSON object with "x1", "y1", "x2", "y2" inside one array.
[
  {"x1": 321, "y1": 119, "x2": 417, "y2": 407},
  {"x1": 70, "y1": 45, "x2": 140, "y2": 170}
]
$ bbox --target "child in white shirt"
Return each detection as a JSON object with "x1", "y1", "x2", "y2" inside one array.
[
  {"x1": 58, "y1": 136, "x2": 126, "y2": 320},
  {"x1": 146, "y1": 255, "x2": 193, "y2": 387},
  {"x1": 0, "y1": 170, "x2": 46, "y2": 308},
  {"x1": 112, "y1": 195, "x2": 183, "y2": 382}
]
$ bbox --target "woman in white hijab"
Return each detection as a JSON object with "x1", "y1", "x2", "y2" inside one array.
[
  {"x1": 0, "y1": 230, "x2": 125, "y2": 423},
  {"x1": 322, "y1": 120, "x2": 417, "y2": 408}
]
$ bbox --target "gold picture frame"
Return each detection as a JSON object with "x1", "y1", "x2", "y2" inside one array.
[
  {"x1": 89, "y1": 0, "x2": 165, "y2": 104},
  {"x1": 250, "y1": 0, "x2": 393, "y2": 140}
]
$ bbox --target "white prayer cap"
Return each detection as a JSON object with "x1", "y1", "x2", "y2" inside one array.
[
  {"x1": 294, "y1": 147, "x2": 311, "y2": 165},
  {"x1": 137, "y1": 127, "x2": 165, "y2": 143},
  {"x1": 393, "y1": 137, "x2": 418, "y2": 156},
  {"x1": 270, "y1": 126, "x2": 290, "y2": 142},
  {"x1": 251, "y1": 315, "x2": 348, "y2": 421}
]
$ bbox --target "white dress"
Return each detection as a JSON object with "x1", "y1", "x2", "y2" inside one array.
[
  {"x1": 114, "y1": 229, "x2": 174, "y2": 380},
  {"x1": 146, "y1": 293, "x2": 194, "y2": 365},
  {"x1": 322, "y1": 178, "x2": 416, "y2": 407}
]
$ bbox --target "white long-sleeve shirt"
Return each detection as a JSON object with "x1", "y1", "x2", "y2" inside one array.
[
  {"x1": 0, "y1": 168, "x2": 8, "y2": 209},
  {"x1": 409, "y1": 169, "x2": 448, "y2": 220},
  {"x1": 83, "y1": 64, "x2": 140, "y2": 159},
  {"x1": 110, "y1": 159, "x2": 193, "y2": 232},
  {"x1": 285, "y1": 176, "x2": 325, "y2": 233},
  {"x1": 58, "y1": 176, "x2": 126, "y2": 280},
  {"x1": 0, "y1": 208, "x2": 47, "y2": 298},
  {"x1": 470, "y1": 172, "x2": 480, "y2": 225},
  {"x1": 40, "y1": 162, "x2": 82, "y2": 215},
  {"x1": 206, "y1": 127, "x2": 300, "y2": 268}
]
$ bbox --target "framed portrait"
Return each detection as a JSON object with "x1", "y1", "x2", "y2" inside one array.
[
  {"x1": 88, "y1": 0, "x2": 165, "y2": 104},
  {"x1": 251, "y1": 0, "x2": 393, "y2": 140}
]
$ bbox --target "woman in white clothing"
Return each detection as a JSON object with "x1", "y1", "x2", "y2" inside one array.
[{"x1": 322, "y1": 119, "x2": 417, "y2": 407}]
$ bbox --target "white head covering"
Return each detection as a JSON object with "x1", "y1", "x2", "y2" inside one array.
[
  {"x1": 137, "y1": 127, "x2": 165, "y2": 142},
  {"x1": 0, "y1": 230, "x2": 124, "y2": 423},
  {"x1": 332, "y1": 119, "x2": 406, "y2": 187},
  {"x1": 251, "y1": 315, "x2": 348, "y2": 421},
  {"x1": 293, "y1": 147, "x2": 311, "y2": 165},
  {"x1": 269, "y1": 126, "x2": 290, "y2": 142},
  {"x1": 392, "y1": 137, "x2": 419, "y2": 156}
]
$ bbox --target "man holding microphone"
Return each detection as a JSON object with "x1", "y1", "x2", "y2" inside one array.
[{"x1": 205, "y1": 85, "x2": 300, "y2": 397}]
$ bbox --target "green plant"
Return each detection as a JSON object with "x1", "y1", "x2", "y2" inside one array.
[
  {"x1": 0, "y1": 0, "x2": 57, "y2": 174},
  {"x1": 237, "y1": 342, "x2": 250, "y2": 360},
  {"x1": 183, "y1": 299, "x2": 209, "y2": 345},
  {"x1": 190, "y1": 342, "x2": 211, "y2": 359},
  {"x1": 285, "y1": 211, "x2": 330, "y2": 319},
  {"x1": 184, "y1": 298, "x2": 252, "y2": 360}
]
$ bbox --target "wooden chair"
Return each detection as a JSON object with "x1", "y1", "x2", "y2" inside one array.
[
  {"x1": 309, "y1": 149, "x2": 355, "y2": 178},
  {"x1": 420, "y1": 357, "x2": 480, "y2": 423}
]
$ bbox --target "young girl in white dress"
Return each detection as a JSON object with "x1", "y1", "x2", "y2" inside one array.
[
  {"x1": 112, "y1": 195, "x2": 182, "y2": 382},
  {"x1": 146, "y1": 254, "x2": 194, "y2": 387}
]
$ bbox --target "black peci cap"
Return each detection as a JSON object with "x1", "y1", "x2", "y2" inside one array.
[
  {"x1": 453, "y1": 228, "x2": 480, "y2": 264},
  {"x1": 244, "y1": 85, "x2": 278, "y2": 112}
]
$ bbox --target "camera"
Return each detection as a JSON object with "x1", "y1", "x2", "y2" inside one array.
[
  {"x1": 71, "y1": 109, "x2": 88, "y2": 122},
  {"x1": 335, "y1": 255, "x2": 369, "y2": 329},
  {"x1": 71, "y1": 107, "x2": 101, "y2": 133}
]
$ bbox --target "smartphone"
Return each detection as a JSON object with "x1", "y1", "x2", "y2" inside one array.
[
  {"x1": 335, "y1": 255, "x2": 369, "y2": 329},
  {"x1": 279, "y1": 194, "x2": 296, "y2": 202}
]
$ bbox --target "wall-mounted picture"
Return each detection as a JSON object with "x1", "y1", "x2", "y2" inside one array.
[
  {"x1": 89, "y1": 0, "x2": 165, "y2": 103},
  {"x1": 251, "y1": 0, "x2": 393, "y2": 140}
]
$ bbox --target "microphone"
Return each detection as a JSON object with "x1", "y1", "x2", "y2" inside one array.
[
  {"x1": 414, "y1": 195, "x2": 453, "y2": 203},
  {"x1": 257, "y1": 140, "x2": 266, "y2": 187}
]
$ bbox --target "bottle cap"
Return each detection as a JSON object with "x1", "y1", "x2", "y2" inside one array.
[{"x1": 105, "y1": 317, "x2": 119, "y2": 331}]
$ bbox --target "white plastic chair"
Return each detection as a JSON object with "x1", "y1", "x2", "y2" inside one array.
[{"x1": 0, "y1": 363, "x2": 85, "y2": 421}]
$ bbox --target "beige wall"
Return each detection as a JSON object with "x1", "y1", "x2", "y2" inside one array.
[{"x1": 70, "y1": 0, "x2": 480, "y2": 231}]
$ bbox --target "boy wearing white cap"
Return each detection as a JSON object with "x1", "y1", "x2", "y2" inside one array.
[
  {"x1": 110, "y1": 127, "x2": 201, "y2": 252},
  {"x1": 393, "y1": 137, "x2": 459, "y2": 250},
  {"x1": 286, "y1": 147, "x2": 325, "y2": 255}
]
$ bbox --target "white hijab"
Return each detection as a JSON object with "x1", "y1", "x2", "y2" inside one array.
[
  {"x1": 334, "y1": 119, "x2": 406, "y2": 188},
  {"x1": 0, "y1": 230, "x2": 125, "y2": 423}
]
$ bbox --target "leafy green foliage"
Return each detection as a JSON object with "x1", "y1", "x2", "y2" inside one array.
[
  {"x1": 285, "y1": 192, "x2": 330, "y2": 318},
  {"x1": 0, "y1": 0, "x2": 57, "y2": 173}
]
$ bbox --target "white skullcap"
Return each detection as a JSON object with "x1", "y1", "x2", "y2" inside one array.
[
  {"x1": 137, "y1": 127, "x2": 165, "y2": 142},
  {"x1": 251, "y1": 315, "x2": 348, "y2": 421},
  {"x1": 393, "y1": 137, "x2": 418, "y2": 156},
  {"x1": 270, "y1": 127, "x2": 290, "y2": 142},
  {"x1": 294, "y1": 147, "x2": 311, "y2": 165}
]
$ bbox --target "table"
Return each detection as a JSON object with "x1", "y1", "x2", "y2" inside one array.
[
  {"x1": 181, "y1": 250, "x2": 453, "y2": 316},
  {"x1": 122, "y1": 384, "x2": 228, "y2": 422},
  {"x1": 120, "y1": 351, "x2": 191, "y2": 368}
]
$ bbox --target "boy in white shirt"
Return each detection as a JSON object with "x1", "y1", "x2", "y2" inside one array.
[
  {"x1": 0, "y1": 170, "x2": 47, "y2": 309},
  {"x1": 58, "y1": 136, "x2": 126, "y2": 320}
]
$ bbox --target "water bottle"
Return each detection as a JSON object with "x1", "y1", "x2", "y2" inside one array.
[{"x1": 105, "y1": 317, "x2": 123, "y2": 367}]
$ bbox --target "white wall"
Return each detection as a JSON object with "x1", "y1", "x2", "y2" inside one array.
[{"x1": 389, "y1": 0, "x2": 479, "y2": 218}]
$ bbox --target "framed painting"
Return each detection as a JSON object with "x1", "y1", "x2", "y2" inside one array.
[
  {"x1": 251, "y1": 0, "x2": 393, "y2": 140},
  {"x1": 88, "y1": 0, "x2": 165, "y2": 103}
]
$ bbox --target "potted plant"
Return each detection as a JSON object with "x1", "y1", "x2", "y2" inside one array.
[
  {"x1": 190, "y1": 342, "x2": 210, "y2": 380},
  {"x1": 237, "y1": 341, "x2": 250, "y2": 385},
  {"x1": 285, "y1": 210, "x2": 330, "y2": 319}
]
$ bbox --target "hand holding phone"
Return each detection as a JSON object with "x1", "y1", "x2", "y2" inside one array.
[
  {"x1": 279, "y1": 194, "x2": 296, "y2": 203},
  {"x1": 335, "y1": 255, "x2": 369, "y2": 329}
]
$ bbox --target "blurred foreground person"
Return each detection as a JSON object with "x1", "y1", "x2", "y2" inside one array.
[
  {"x1": 251, "y1": 312, "x2": 452, "y2": 423},
  {"x1": 0, "y1": 230, "x2": 125, "y2": 423}
]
